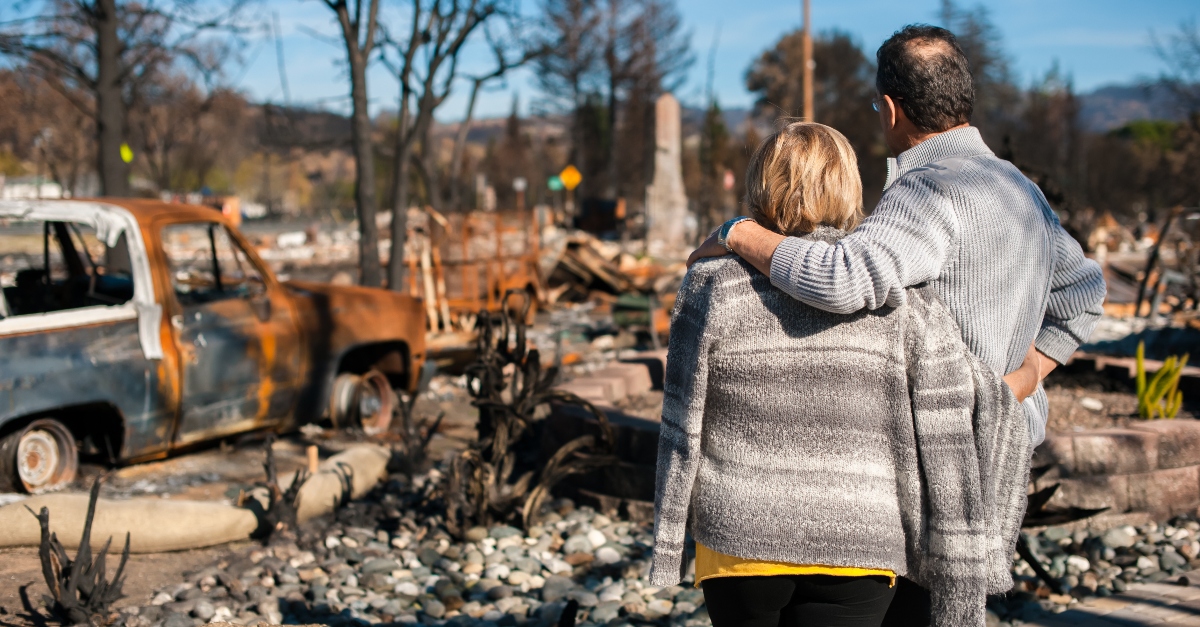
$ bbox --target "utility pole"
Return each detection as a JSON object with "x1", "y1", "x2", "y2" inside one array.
[{"x1": 801, "y1": 0, "x2": 814, "y2": 121}]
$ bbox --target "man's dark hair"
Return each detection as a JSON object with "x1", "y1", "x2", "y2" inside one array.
[{"x1": 876, "y1": 25, "x2": 974, "y2": 133}]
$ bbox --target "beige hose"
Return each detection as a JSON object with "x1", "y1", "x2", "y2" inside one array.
[{"x1": 0, "y1": 445, "x2": 390, "y2": 553}]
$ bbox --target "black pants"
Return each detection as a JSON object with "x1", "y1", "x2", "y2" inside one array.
[
  {"x1": 702, "y1": 575, "x2": 897, "y2": 627},
  {"x1": 879, "y1": 577, "x2": 932, "y2": 627}
]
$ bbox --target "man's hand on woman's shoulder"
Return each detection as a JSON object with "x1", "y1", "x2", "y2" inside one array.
[
  {"x1": 686, "y1": 220, "x2": 784, "y2": 279},
  {"x1": 686, "y1": 231, "x2": 731, "y2": 268}
]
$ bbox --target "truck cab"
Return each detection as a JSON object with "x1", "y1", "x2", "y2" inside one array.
[{"x1": 0, "y1": 199, "x2": 426, "y2": 492}]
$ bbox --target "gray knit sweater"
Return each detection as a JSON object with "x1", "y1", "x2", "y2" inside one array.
[
  {"x1": 650, "y1": 233, "x2": 1031, "y2": 626},
  {"x1": 769, "y1": 127, "x2": 1107, "y2": 446}
]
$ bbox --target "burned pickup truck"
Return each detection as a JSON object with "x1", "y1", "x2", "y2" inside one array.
[{"x1": 0, "y1": 199, "x2": 426, "y2": 492}]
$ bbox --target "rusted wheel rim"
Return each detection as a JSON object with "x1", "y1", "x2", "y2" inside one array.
[
  {"x1": 329, "y1": 373, "x2": 362, "y2": 429},
  {"x1": 16, "y1": 419, "x2": 77, "y2": 493},
  {"x1": 357, "y1": 370, "x2": 394, "y2": 435}
]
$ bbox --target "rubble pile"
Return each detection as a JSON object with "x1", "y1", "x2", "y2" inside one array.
[{"x1": 543, "y1": 233, "x2": 682, "y2": 306}]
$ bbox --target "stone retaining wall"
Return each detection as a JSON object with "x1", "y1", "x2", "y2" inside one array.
[
  {"x1": 1033, "y1": 354, "x2": 1200, "y2": 526},
  {"x1": 1034, "y1": 420, "x2": 1200, "y2": 521}
]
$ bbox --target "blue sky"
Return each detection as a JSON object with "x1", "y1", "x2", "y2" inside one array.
[{"x1": 75, "y1": 0, "x2": 1200, "y2": 120}]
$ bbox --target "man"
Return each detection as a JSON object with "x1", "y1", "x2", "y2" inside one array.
[
  {"x1": 688, "y1": 25, "x2": 1107, "y2": 624},
  {"x1": 691, "y1": 24, "x2": 1105, "y2": 445}
]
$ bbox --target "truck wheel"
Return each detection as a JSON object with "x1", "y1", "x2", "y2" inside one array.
[
  {"x1": 328, "y1": 371, "x2": 395, "y2": 435},
  {"x1": 0, "y1": 418, "x2": 78, "y2": 493}
]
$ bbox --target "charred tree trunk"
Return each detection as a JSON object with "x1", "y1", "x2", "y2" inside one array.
[
  {"x1": 389, "y1": 139, "x2": 412, "y2": 291},
  {"x1": 447, "y1": 79, "x2": 484, "y2": 210},
  {"x1": 94, "y1": 0, "x2": 130, "y2": 197},
  {"x1": 602, "y1": 0, "x2": 620, "y2": 199},
  {"x1": 329, "y1": 0, "x2": 382, "y2": 287},
  {"x1": 347, "y1": 48, "x2": 381, "y2": 287},
  {"x1": 389, "y1": 102, "x2": 435, "y2": 292},
  {"x1": 388, "y1": 83, "x2": 415, "y2": 292}
]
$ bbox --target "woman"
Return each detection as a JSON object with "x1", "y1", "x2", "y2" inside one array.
[{"x1": 650, "y1": 122, "x2": 1030, "y2": 627}]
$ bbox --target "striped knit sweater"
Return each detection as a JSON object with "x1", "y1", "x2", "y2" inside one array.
[
  {"x1": 650, "y1": 233, "x2": 1031, "y2": 626},
  {"x1": 768, "y1": 127, "x2": 1107, "y2": 447}
]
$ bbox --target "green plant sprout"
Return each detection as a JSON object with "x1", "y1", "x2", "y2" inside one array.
[{"x1": 1136, "y1": 341, "x2": 1188, "y2": 420}]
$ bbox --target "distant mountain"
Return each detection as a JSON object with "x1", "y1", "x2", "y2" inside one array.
[
  {"x1": 679, "y1": 105, "x2": 752, "y2": 135},
  {"x1": 1078, "y1": 82, "x2": 1188, "y2": 132}
]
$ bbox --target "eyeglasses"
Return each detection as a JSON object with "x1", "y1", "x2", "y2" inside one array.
[{"x1": 871, "y1": 95, "x2": 902, "y2": 112}]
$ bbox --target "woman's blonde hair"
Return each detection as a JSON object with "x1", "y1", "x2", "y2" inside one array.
[{"x1": 744, "y1": 121, "x2": 863, "y2": 236}]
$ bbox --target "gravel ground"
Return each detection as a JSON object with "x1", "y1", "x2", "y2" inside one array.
[
  {"x1": 44, "y1": 456, "x2": 1194, "y2": 627},
  {"x1": 994, "y1": 519, "x2": 1200, "y2": 623},
  {"x1": 105, "y1": 472, "x2": 700, "y2": 627}
]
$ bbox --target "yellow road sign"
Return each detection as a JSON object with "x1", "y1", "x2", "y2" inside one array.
[{"x1": 559, "y1": 165, "x2": 582, "y2": 191}]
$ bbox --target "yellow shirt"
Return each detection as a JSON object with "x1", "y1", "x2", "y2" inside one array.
[{"x1": 694, "y1": 543, "x2": 896, "y2": 587}]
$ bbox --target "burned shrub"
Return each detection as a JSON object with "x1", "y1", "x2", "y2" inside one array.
[
  {"x1": 443, "y1": 290, "x2": 617, "y2": 535},
  {"x1": 28, "y1": 477, "x2": 130, "y2": 626}
]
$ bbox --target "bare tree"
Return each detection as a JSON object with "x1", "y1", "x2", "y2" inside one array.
[
  {"x1": 616, "y1": 0, "x2": 691, "y2": 200},
  {"x1": 534, "y1": 0, "x2": 601, "y2": 176},
  {"x1": 938, "y1": 0, "x2": 1018, "y2": 143},
  {"x1": 322, "y1": 0, "x2": 384, "y2": 286},
  {"x1": 445, "y1": 22, "x2": 544, "y2": 210},
  {"x1": 0, "y1": 0, "x2": 246, "y2": 197},
  {"x1": 131, "y1": 76, "x2": 249, "y2": 192},
  {"x1": 0, "y1": 69, "x2": 94, "y2": 195},
  {"x1": 535, "y1": 0, "x2": 689, "y2": 200},
  {"x1": 1155, "y1": 19, "x2": 1200, "y2": 116},
  {"x1": 746, "y1": 30, "x2": 885, "y2": 205},
  {"x1": 380, "y1": 0, "x2": 510, "y2": 292}
]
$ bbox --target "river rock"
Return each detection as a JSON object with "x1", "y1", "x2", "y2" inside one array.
[
  {"x1": 486, "y1": 564, "x2": 512, "y2": 580},
  {"x1": 1102, "y1": 527, "x2": 1136, "y2": 549},
  {"x1": 418, "y1": 547, "x2": 442, "y2": 566},
  {"x1": 490, "y1": 525, "x2": 523, "y2": 539},
  {"x1": 597, "y1": 582, "x2": 625, "y2": 602},
  {"x1": 362, "y1": 558, "x2": 401, "y2": 574},
  {"x1": 586, "y1": 529, "x2": 607, "y2": 549},
  {"x1": 595, "y1": 546, "x2": 622, "y2": 565},
  {"x1": 162, "y1": 612, "x2": 192, "y2": 627},
  {"x1": 192, "y1": 600, "x2": 215, "y2": 621},
  {"x1": 563, "y1": 535, "x2": 593, "y2": 555},
  {"x1": 423, "y1": 598, "x2": 446, "y2": 619},
  {"x1": 644, "y1": 598, "x2": 674, "y2": 618},
  {"x1": 1162, "y1": 551, "x2": 1188, "y2": 570},
  {"x1": 567, "y1": 590, "x2": 600, "y2": 608},
  {"x1": 488, "y1": 585, "x2": 515, "y2": 600},
  {"x1": 541, "y1": 576, "x2": 576, "y2": 603},
  {"x1": 591, "y1": 601, "x2": 622, "y2": 622}
]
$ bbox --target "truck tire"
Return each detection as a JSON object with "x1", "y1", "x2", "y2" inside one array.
[
  {"x1": 328, "y1": 371, "x2": 394, "y2": 434},
  {"x1": 0, "y1": 418, "x2": 78, "y2": 493}
]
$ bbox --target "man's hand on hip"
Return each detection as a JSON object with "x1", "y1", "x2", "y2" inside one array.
[{"x1": 1002, "y1": 342, "x2": 1060, "y2": 403}]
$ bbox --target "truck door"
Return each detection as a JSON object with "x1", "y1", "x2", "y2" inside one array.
[{"x1": 160, "y1": 222, "x2": 302, "y2": 445}]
